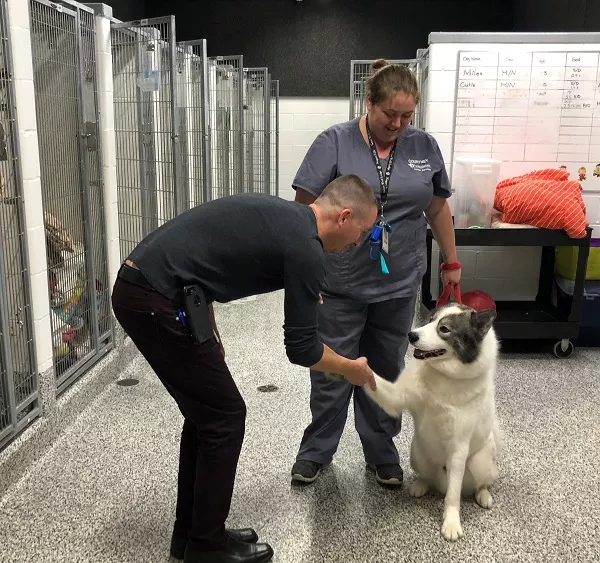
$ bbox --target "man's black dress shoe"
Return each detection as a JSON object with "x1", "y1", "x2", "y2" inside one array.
[
  {"x1": 183, "y1": 535, "x2": 274, "y2": 563},
  {"x1": 170, "y1": 529, "x2": 259, "y2": 560}
]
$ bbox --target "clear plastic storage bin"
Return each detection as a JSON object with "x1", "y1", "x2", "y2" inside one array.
[{"x1": 452, "y1": 157, "x2": 502, "y2": 228}]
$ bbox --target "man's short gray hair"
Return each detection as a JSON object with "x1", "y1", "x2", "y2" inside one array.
[{"x1": 315, "y1": 175, "x2": 377, "y2": 218}]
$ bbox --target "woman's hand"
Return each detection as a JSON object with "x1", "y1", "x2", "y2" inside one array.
[{"x1": 442, "y1": 266, "x2": 461, "y2": 287}]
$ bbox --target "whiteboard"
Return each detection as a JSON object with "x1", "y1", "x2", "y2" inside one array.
[{"x1": 452, "y1": 50, "x2": 600, "y2": 187}]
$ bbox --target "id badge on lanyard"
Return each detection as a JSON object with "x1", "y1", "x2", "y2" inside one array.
[{"x1": 366, "y1": 117, "x2": 396, "y2": 274}]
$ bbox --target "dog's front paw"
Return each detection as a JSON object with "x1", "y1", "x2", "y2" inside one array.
[
  {"x1": 409, "y1": 479, "x2": 429, "y2": 498},
  {"x1": 475, "y1": 488, "x2": 493, "y2": 509},
  {"x1": 441, "y1": 514, "x2": 464, "y2": 541}
]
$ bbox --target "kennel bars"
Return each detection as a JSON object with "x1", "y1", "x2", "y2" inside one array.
[
  {"x1": 269, "y1": 78, "x2": 279, "y2": 197},
  {"x1": 112, "y1": 23, "x2": 285, "y2": 252},
  {"x1": 111, "y1": 16, "x2": 184, "y2": 259},
  {"x1": 243, "y1": 67, "x2": 270, "y2": 195},
  {"x1": 0, "y1": 3, "x2": 280, "y2": 448},
  {"x1": 177, "y1": 39, "x2": 211, "y2": 208},
  {"x1": 0, "y1": 0, "x2": 40, "y2": 449},
  {"x1": 111, "y1": 25, "x2": 260, "y2": 250},
  {"x1": 207, "y1": 55, "x2": 244, "y2": 199},
  {"x1": 29, "y1": 0, "x2": 112, "y2": 394}
]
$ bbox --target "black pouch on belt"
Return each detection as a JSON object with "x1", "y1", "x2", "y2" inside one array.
[{"x1": 181, "y1": 284, "x2": 214, "y2": 345}]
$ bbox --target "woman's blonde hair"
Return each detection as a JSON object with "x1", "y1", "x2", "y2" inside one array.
[{"x1": 366, "y1": 58, "x2": 420, "y2": 106}]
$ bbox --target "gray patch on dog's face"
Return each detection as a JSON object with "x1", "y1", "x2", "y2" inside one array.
[
  {"x1": 428, "y1": 302, "x2": 471, "y2": 324},
  {"x1": 436, "y1": 308, "x2": 496, "y2": 364}
]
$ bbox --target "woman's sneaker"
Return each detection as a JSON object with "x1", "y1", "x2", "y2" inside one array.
[
  {"x1": 291, "y1": 460, "x2": 322, "y2": 483},
  {"x1": 367, "y1": 463, "x2": 403, "y2": 486}
]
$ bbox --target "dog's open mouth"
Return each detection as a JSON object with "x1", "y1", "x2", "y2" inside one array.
[{"x1": 413, "y1": 348, "x2": 446, "y2": 360}]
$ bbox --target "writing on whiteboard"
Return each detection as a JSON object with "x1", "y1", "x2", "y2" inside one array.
[
  {"x1": 462, "y1": 69, "x2": 483, "y2": 77},
  {"x1": 453, "y1": 50, "x2": 600, "y2": 167},
  {"x1": 562, "y1": 102, "x2": 591, "y2": 109}
]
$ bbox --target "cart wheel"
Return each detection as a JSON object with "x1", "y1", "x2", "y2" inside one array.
[{"x1": 553, "y1": 339, "x2": 574, "y2": 359}]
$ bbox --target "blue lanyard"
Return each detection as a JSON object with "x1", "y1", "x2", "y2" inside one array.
[
  {"x1": 366, "y1": 117, "x2": 395, "y2": 274},
  {"x1": 365, "y1": 116, "x2": 397, "y2": 220}
]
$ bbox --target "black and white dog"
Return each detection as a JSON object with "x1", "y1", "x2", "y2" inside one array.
[{"x1": 364, "y1": 303, "x2": 501, "y2": 541}]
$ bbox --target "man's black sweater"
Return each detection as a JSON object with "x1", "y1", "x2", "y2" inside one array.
[{"x1": 128, "y1": 193, "x2": 326, "y2": 367}]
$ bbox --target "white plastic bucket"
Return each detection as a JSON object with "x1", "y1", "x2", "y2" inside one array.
[{"x1": 452, "y1": 157, "x2": 502, "y2": 228}]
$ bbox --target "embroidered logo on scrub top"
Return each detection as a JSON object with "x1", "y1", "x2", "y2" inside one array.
[{"x1": 408, "y1": 159, "x2": 431, "y2": 172}]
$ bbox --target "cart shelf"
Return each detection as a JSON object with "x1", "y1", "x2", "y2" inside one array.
[{"x1": 420, "y1": 226, "x2": 592, "y2": 358}]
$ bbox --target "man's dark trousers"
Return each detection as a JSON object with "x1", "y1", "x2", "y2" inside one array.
[{"x1": 112, "y1": 275, "x2": 247, "y2": 552}]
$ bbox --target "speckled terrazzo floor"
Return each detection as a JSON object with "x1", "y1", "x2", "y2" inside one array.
[{"x1": 1, "y1": 290, "x2": 599, "y2": 563}]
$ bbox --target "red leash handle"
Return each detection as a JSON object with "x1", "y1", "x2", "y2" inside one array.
[
  {"x1": 437, "y1": 283, "x2": 452, "y2": 306},
  {"x1": 436, "y1": 283, "x2": 462, "y2": 307},
  {"x1": 454, "y1": 283, "x2": 462, "y2": 304}
]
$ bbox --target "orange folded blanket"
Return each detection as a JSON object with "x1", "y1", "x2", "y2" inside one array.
[{"x1": 493, "y1": 169, "x2": 588, "y2": 238}]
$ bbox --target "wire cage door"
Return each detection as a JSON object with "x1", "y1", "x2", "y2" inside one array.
[
  {"x1": 177, "y1": 39, "x2": 211, "y2": 209},
  {"x1": 111, "y1": 16, "x2": 183, "y2": 259},
  {"x1": 269, "y1": 79, "x2": 279, "y2": 198},
  {"x1": 349, "y1": 59, "x2": 424, "y2": 128},
  {"x1": 29, "y1": 0, "x2": 112, "y2": 394},
  {"x1": 242, "y1": 67, "x2": 269, "y2": 195},
  {"x1": 207, "y1": 56, "x2": 244, "y2": 200},
  {"x1": 0, "y1": 0, "x2": 39, "y2": 449}
]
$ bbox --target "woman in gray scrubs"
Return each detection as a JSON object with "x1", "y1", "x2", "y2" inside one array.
[{"x1": 291, "y1": 59, "x2": 461, "y2": 486}]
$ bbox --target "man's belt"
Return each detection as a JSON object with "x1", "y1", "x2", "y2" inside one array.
[{"x1": 117, "y1": 263, "x2": 154, "y2": 291}]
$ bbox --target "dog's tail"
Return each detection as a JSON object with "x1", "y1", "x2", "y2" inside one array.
[{"x1": 363, "y1": 373, "x2": 404, "y2": 418}]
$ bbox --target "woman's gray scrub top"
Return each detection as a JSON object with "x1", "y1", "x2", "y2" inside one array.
[{"x1": 292, "y1": 118, "x2": 451, "y2": 303}]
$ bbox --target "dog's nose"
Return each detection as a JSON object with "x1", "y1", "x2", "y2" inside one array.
[{"x1": 408, "y1": 331, "x2": 419, "y2": 344}]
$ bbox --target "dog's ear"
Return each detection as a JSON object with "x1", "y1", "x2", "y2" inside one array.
[{"x1": 470, "y1": 309, "x2": 496, "y2": 337}]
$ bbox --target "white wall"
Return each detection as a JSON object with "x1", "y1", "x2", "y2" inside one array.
[
  {"x1": 278, "y1": 97, "x2": 349, "y2": 201},
  {"x1": 95, "y1": 13, "x2": 121, "y2": 296}
]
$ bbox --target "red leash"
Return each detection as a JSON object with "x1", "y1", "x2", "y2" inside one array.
[{"x1": 436, "y1": 283, "x2": 462, "y2": 308}]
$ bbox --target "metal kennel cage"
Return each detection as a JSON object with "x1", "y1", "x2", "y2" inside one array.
[
  {"x1": 0, "y1": 0, "x2": 39, "y2": 450},
  {"x1": 110, "y1": 16, "x2": 184, "y2": 259},
  {"x1": 29, "y1": 0, "x2": 112, "y2": 394},
  {"x1": 243, "y1": 67, "x2": 269, "y2": 195},
  {"x1": 207, "y1": 55, "x2": 244, "y2": 200},
  {"x1": 269, "y1": 78, "x2": 279, "y2": 197},
  {"x1": 177, "y1": 39, "x2": 211, "y2": 208}
]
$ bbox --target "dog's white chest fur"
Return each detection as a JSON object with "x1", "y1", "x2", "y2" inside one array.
[
  {"x1": 414, "y1": 398, "x2": 462, "y2": 466},
  {"x1": 415, "y1": 381, "x2": 496, "y2": 466}
]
